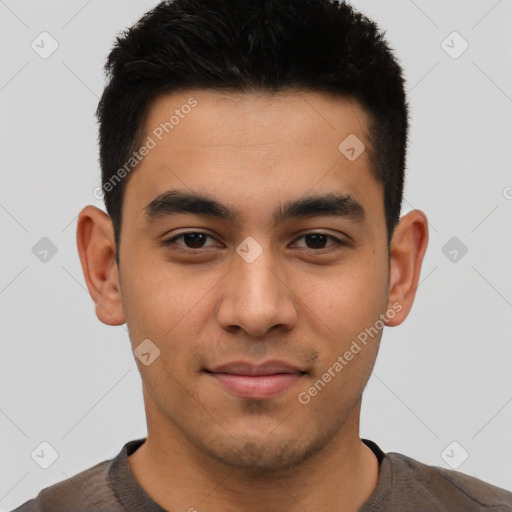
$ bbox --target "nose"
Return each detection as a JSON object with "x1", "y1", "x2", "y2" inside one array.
[{"x1": 216, "y1": 244, "x2": 298, "y2": 338}]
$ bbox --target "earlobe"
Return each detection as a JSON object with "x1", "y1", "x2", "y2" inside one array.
[
  {"x1": 385, "y1": 209, "x2": 429, "y2": 327},
  {"x1": 76, "y1": 205, "x2": 126, "y2": 326}
]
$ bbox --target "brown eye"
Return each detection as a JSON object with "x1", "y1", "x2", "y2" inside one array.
[
  {"x1": 161, "y1": 231, "x2": 346, "y2": 253},
  {"x1": 163, "y1": 232, "x2": 218, "y2": 250},
  {"x1": 293, "y1": 233, "x2": 344, "y2": 250}
]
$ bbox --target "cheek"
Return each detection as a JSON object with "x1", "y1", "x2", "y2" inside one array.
[
  {"x1": 120, "y1": 255, "x2": 219, "y2": 366},
  {"x1": 299, "y1": 254, "x2": 388, "y2": 337},
  {"x1": 295, "y1": 252, "x2": 387, "y2": 398},
  {"x1": 300, "y1": 277, "x2": 385, "y2": 409},
  {"x1": 119, "y1": 252, "x2": 184, "y2": 345}
]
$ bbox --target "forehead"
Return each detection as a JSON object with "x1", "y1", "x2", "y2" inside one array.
[
  {"x1": 142, "y1": 89, "x2": 371, "y2": 147},
  {"x1": 122, "y1": 89, "x2": 383, "y2": 231}
]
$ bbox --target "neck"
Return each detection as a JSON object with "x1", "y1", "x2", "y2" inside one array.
[{"x1": 129, "y1": 399, "x2": 380, "y2": 512}]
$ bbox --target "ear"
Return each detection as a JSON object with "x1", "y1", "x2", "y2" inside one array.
[
  {"x1": 76, "y1": 205, "x2": 125, "y2": 326},
  {"x1": 385, "y1": 209, "x2": 429, "y2": 327}
]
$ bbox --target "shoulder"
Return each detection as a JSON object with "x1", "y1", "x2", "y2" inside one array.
[
  {"x1": 386, "y1": 451, "x2": 512, "y2": 511},
  {"x1": 11, "y1": 458, "x2": 117, "y2": 512}
]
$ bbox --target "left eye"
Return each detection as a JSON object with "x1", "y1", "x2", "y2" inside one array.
[
  {"x1": 162, "y1": 232, "x2": 344, "y2": 251},
  {"x1": 293, "y1": 233, "x2": 342, "y2": 250}
]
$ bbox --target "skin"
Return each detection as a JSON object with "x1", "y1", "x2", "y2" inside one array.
[{"x1": 76, "y1": 89, "x2": 428, "y2": 512}]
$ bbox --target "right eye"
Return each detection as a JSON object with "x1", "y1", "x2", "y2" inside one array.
[{"x1": 161, "y1": 231, "x2": 221, "y2": 251}]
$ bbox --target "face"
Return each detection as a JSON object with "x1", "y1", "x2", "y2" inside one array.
[{"x1": 81, "y1": 90, "x2": 424, "y2": 473}]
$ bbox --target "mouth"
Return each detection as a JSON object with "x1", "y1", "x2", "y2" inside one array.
[{"x1": 204, "y1": 360, "x2": 307, "y2": 400}]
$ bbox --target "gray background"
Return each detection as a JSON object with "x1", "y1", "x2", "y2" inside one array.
[{"x1": 1, "y1": 0, "x2": 511, "y2": 509}]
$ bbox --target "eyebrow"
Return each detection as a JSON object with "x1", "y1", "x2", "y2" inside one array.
[{"x1": 143, "y1": 189, "x2": 367, "y2": 228}]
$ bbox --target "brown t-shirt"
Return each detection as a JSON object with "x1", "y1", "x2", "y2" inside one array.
[{"x1": 11, "y1": 438, "x2": 512, "y2": 511}]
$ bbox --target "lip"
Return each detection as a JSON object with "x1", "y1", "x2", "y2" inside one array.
[
  {"x1": 205, "y1": 360, "x2": 307, "y2": 399},
  {"x1": 208, "y1": 360, "x2": 305, "y2": 375}
]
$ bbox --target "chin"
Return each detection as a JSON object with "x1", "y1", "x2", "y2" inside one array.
[{"x1": 192, "y1": 425, "x2": 331, "y2": 474}]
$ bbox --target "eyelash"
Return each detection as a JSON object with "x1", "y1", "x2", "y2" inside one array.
[{"x1": 162, "y1": 231, "x2": 346, "y2": 253}]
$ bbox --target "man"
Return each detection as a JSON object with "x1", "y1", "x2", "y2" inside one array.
[{"x1": 12, "y1": 0, "x2": 512, "y2": 510}]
